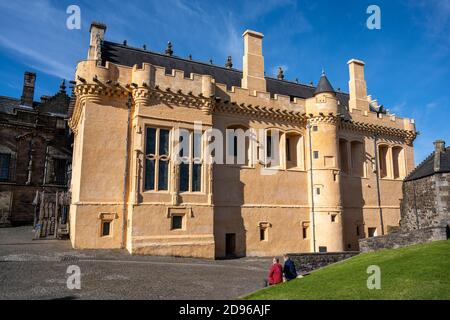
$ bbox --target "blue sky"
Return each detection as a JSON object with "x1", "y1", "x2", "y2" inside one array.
[{"x1": 0, "y1": 0, "x2": 449, "y2": 164}]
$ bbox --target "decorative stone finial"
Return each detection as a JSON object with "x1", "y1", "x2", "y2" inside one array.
[
  {"x1": 59, "y1": 80, "x2": 66, "y2": 93},
  {"x1": 165, "y1": 41, "x2": 173, "y2": 56},
  {"x1": 277, "y1": 67, "x2": 284, "y2": 80},
  {"x1": 225, "y1": 56, "x2": 233, "y2": 69}
]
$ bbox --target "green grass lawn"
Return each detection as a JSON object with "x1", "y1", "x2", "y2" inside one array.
[{"x1": 244, "y1": 240, "x2": 450, "y2": 300}]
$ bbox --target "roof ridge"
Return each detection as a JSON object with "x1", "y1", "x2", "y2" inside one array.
[
  {"x1": 103, "y1": 40, "x2": 242, "y2": 74},
  {"x1": 0, "y1": 95, "x2": 19, "y2": 100},
  {"x1": 404, "y1": 150, "x2": 436, "y2": 181},
  {"x1": 103, "y1": 40, "x2": 348, "y2": 94}
]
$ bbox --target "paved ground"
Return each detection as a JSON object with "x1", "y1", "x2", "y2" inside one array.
[{"x1": 0, "y1": 227, "x2": 271, "y2": 300}]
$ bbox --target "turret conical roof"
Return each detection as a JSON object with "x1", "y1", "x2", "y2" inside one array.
[{"x1": 314, "y1": 70, "x2": 335, "y2": 95}]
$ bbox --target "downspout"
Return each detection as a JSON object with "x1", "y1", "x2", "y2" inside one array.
[
  {"x1": 373, "y1": 134, "x2": 385, "y2": 235},
  {"x1": 121, "y1": 93, "x2": 132, "y2": 249},
  {"x1": 307, "y1": 122, "x2": 317, "y2": 252}
]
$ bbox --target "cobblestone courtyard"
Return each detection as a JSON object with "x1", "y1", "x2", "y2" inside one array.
[{"x1": 0, "y1": 227, "x2": 270, "y2": 300}]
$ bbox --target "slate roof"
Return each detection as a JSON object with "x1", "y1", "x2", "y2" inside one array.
[
  {"x1": 101, "y1": 41, "x2": 351, "y2": 106},
  {"x1": 0, "y1": 96, "x2": 38, "y2": 115},
  {"x1": 405, "y1": 147, "x2": 450, "y2": 181},
  {"x1": 0, "y1": 92, "x2": 69, "y2": 118},
  {"x1": 314, "y1": 71, "x2": 335, "y2": 95}
]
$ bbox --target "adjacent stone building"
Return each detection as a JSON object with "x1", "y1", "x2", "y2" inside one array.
[
  {"x1": 68, "y1": 22, "x2": 417, "y2": 258},
  {"x1": 401, "y1": 140, "x2": 449, "y2": 231},
  {"x1": 0, "y1": 72, "x2": 72, "y2": 226},
  {"x1": 359, "y1": 140, "x2": 449, "y2": 252}
]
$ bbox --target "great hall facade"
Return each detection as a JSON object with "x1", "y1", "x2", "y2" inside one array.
[{"x1": 68, "y1": 23, "x2": 416, "y2": 258}]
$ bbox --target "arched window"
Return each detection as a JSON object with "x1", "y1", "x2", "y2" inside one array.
[
  {"x1": 350, "y1": 141, "x2": 364, "y2": 177},
  {"x1": 0, "y1": 144, "x2": 16, "y2": 183},
  {"x1": 264, "y1": 129, "x2": 281, "y2": 168},
  {"x1": 285, "y1": 132, "x2": 304, "y2": 169},
  {"x1": 226, "y1": 125, "x2": 250, "y2": 166},
  {"x1": 178, "y1": 130, "x2": 203, "y2": 193},
  {"x1": 339, "y1": 139, "x2": 350, "y2": 174},
  {"x1": 0, "y1": 153, "x2": 11, "y2": 182},
  {"x1": 378, "y1": 145, "x2": 390, "y2": 179},
  {"x1": 392, "y1": 146, "x2": 404, "y2": 179},
  {"x1": 144, "y1": 127, "x2": 170, "y2": 191}
]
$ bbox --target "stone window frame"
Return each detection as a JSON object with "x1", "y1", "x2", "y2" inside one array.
[
  {"x1": 225, "y1": 124, "x2": 253, "y2": 167},
  {"x1": 98, "y1": 212, "x2": 118, "y2": 238},
  {"x1": 330, "y1": 213, "x2": 338, "y2": 223},
  {"x1": 339, "y1": 137, "x2": 367, "y2": 178},
  {"x1": 258, "y1": 221, "x2": 272, "y2": 242},
  {"x1": 314, "y1": 184, "x2": 323, "y2": 196},
  {"x1": 377, "y1": 143, "x2": 406, "y2": 180},
  {"x1": 284, "y1": 130, "x2": 306, "y2": 171},
  {"x1": 302, "y1": 221, "x2": 310, "y2": 239},
  {"x1": 0, "y1": 153, "x2": 11, "y2": 182},
  {"x1": 144, "y1": 127, "x2": 171, "y2": 192},
  {"x1": 263, "y1": 128, "x2": 281, "y2": 169},
  {"x1": 177, "y1": 129, "x2": 205, "y2": 194},
  {"x1": 263, "y1": 127, "x2": 306, "y2": 171},
  {"x1": 391, "y1": 145, "x2": 406, "y2": 180},
  {"x1": 167, "y1": 207, "x2": 191, "y2": 232},
  {"x1": 0, "y1": 143, "x2": 17, "y2": 184}
]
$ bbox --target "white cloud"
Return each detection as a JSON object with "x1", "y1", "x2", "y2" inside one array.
[{"x1": 0, "y1": 1, "x2": 84, "y2": 80}]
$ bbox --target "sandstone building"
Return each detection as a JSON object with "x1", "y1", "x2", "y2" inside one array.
[
  {"x1": 0, "y1": 72, "x2": 72, "y2": 226},
  {"x1": 68, "y1": 22, "x2": 417, "y2": 258}
]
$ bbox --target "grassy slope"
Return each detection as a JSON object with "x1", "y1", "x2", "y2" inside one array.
[{"x1": 245, "y1": 240, "x2": 450, "y2": 300}]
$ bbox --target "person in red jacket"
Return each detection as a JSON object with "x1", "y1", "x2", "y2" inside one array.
[{"x1": 268, "y1": 257, "x2": 283, "y2": 286}]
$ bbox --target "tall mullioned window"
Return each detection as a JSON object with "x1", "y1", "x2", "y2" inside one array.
[
  {"x1": 145, "y1": 128, "x2": 170, "y2": 191},
  {"x1": 179, "y1": 131, "x2": 202, "y2": 193},
  {"x1": 0, "y1": 153, "x2": 11, "y2": 182}
]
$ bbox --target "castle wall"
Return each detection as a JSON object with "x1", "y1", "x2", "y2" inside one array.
[
  {"x1": 70, "y1": 98, "x2": 129, "y2": 249},
  {"x1": 401, "y1": 173, "x2": 450, "y2": 231}
]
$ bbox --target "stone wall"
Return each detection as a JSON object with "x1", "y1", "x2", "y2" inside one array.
[
  {"x1": 401, "y1": 173, "x2": 450, "y2": 231},
  {"x1": 435, "y1": 173, "x2": 450, "y2": 227},
  {"x1": 288, "y1": 252, "x2": 359, "y2": 274},
  {"x1": 359, "y1": 226, "x2": 448, "y2": 253}
]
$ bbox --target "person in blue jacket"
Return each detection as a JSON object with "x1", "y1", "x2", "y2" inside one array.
[{"x1": 283, "y1": 254, "x2": 298, "y2": 281}]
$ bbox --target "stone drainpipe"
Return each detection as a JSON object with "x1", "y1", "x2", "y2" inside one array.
[{"x1": 121, "y1": 94, "x2": 132, "y2": 249}]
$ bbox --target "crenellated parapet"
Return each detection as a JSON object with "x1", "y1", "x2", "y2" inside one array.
[
  {"x1": 215, "y1": 82, "x2": 306, "y2": 114},
  {"x1": 340, "y1": 119, "x2": 417, "y2": 145}
]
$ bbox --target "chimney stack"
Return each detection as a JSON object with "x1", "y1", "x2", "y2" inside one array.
[
  {"x1": 242, "y1": 30, "x2": 266, "y2": 93},
  {"x1": 434, "y1": 140, "x2": 446, "y2": 172},
  {"x1": 88, "y1": 22, "x2": 107, "y2": 61},
  {"x1": 347, "y1": 59, "x2": 368, "y2": 112},
  {"x1": 20, "y1": 71, "x2": 36, "y2": 107}
]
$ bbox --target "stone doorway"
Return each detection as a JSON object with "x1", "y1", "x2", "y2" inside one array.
[{"x1": 225, "y1": 233, "x2": 236, "y2": 257}]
